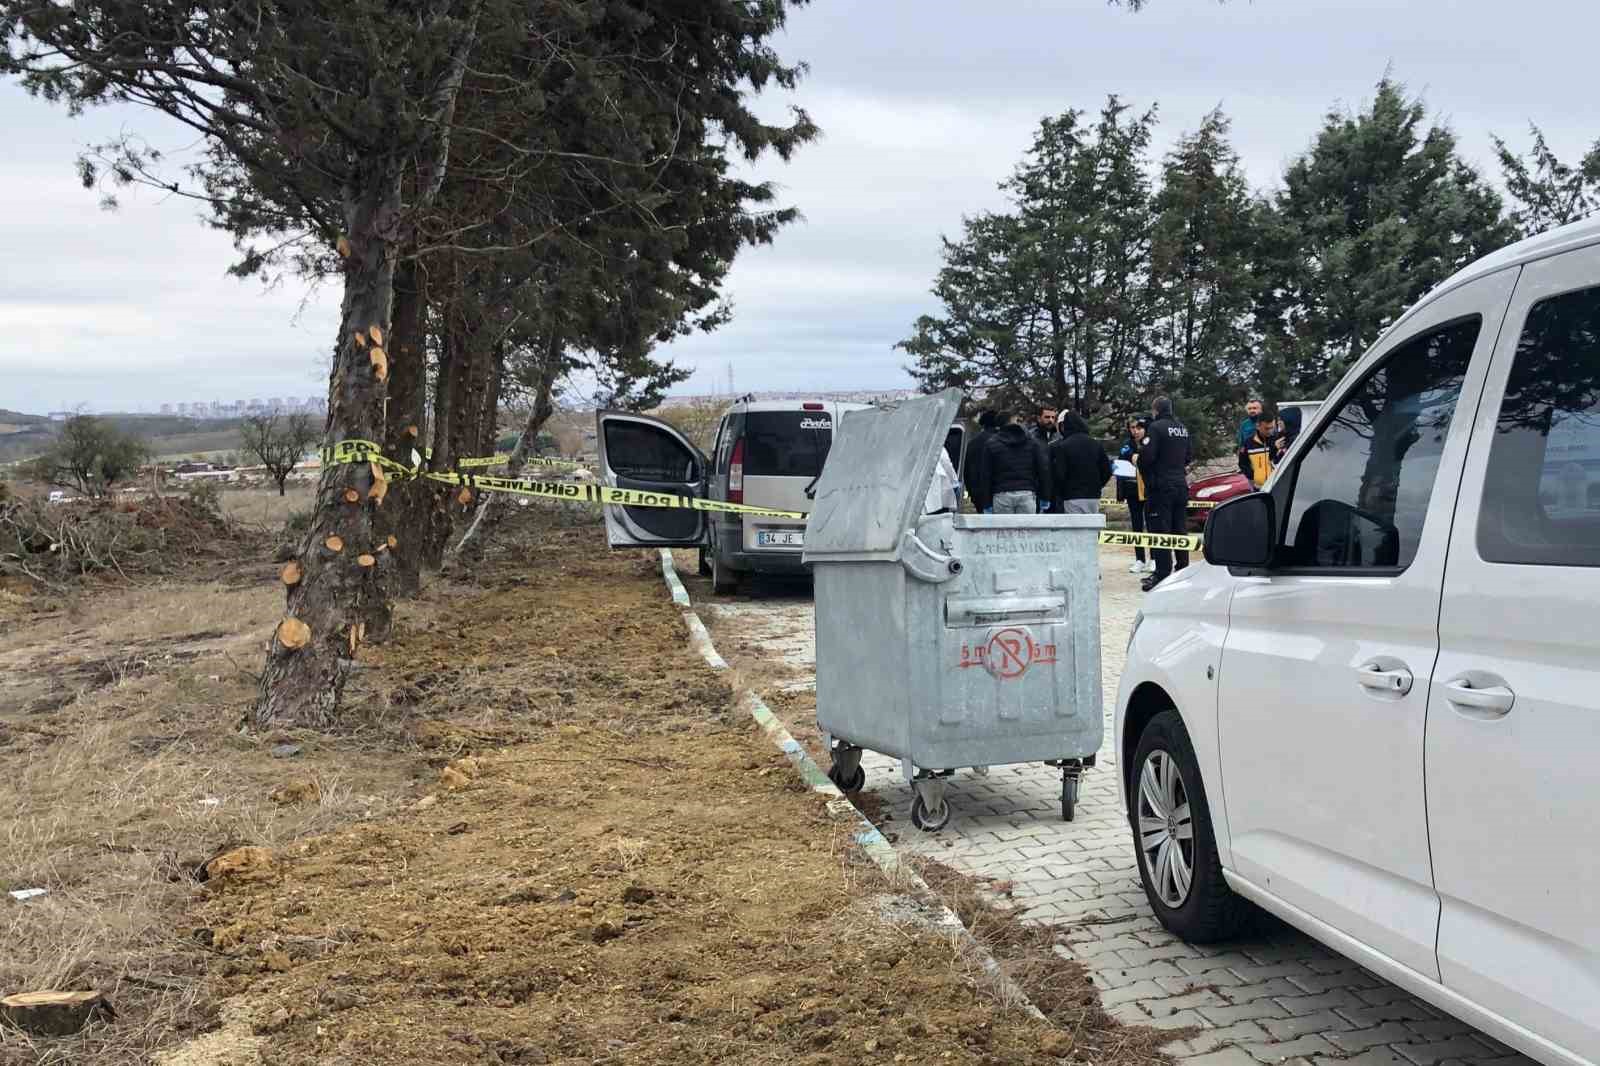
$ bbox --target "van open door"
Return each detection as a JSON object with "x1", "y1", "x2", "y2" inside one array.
[{"x1": 595, "y1": 411, "x2": 709, "y2": 549}]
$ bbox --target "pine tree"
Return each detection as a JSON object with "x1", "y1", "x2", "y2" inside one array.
[
  {"x1": 1493, "y1": 124, "x2": 1600, "y2": 238},
  {"x1": 903, "y1": 98, "x2": 1158, "y2": 419},
  {"x1": 1267, "y1": 77, "x2": 1515, "y2": 389},
  {"x1": 1147, "y1": 109, "x2": 1261, "y2": 450}
]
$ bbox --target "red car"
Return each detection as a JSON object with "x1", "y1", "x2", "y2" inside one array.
[{"x1": 1187, "y1": 471, "x2": 1252, "y2": 531}]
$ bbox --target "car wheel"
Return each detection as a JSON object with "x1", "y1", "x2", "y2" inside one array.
[
  {"x1": 1130, "y1": 709, "x2": 1251, "y2": 943},
  {"x1": 710, "y1": 545, "x2": 739, "y2": 595}
]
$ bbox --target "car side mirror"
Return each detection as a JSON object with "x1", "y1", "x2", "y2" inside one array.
[{"x1": 1204, "y1": 492, "x2": 1275, "y2": 569}]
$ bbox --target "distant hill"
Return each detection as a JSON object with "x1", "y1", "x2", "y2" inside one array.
[{"x1": 0, "y1": 412, "x2": 248, "y2": 465}]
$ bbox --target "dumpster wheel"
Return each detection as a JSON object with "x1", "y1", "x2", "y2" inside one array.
[
  {"x1": 910, "y1": 792, "x2": 951, "y2": 832},
  {"x1": 828, "y1": 764, "x2": 866, "y2": 792},
  {"x1": 1061, "y1": 776, "x2": 1079, "y2": 822}
]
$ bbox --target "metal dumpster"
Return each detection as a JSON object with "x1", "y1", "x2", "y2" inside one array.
[{"x1": 802, "y1": 389, "x2": 1103, "y2": 831}]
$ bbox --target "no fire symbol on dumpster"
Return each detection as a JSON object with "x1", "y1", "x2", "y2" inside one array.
[{"x1": 958, "y1": 627, "x2": 1057, "y2": 680}]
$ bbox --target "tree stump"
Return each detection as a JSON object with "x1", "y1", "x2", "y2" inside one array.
[{"x1": 0, "y1": 991, "x2": 112, "y2": 1036}]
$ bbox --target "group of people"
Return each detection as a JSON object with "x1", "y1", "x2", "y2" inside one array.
[
  {"x1": 962, "y1": 405, "x2": 1112, "y2": 518},
  {"x1": 956, "y1": 395, "x2": 1301, "y2": 593},
  {"x1": 961, "y1": 397, "x2": 1193, "y2": 591},
  {"x1": 1234, "y1": 397, "x2": 1303, "y2": 490}
]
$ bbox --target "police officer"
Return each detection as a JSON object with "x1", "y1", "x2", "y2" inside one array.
[{"x1": 1137, "y1": 396, "x2": 1193, "y2": 591}]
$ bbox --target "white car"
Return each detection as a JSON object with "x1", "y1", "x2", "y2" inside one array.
[{"x1": 1116, "y1": 216, "x2": 1600, "y2": 1066}]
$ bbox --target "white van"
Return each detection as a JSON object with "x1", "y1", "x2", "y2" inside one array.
[
  {"x1": 1116, "y1": 217, "x2": 1600, "y2": 1066},
  {"x1": 597, "y1": 398, "x2": 967, "y2": 593}
]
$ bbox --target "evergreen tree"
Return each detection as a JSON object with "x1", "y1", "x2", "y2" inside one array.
[
  {"x1": 903, "y1": 98, "x2": 1159, "y2": 419},
  {"x1": 1147, "y1": 108, "x2": 1261, "y2": 448},
  {"x1": 1266, "y1": 77, "x2": 1515, "y2": 389},
  {"x1": 1493, "y1": 124, "x2": 1600, "y2": 238}
]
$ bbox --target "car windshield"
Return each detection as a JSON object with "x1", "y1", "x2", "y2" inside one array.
[{"x1": 743, "y1": 411, "x2": 833, "y2": 477}]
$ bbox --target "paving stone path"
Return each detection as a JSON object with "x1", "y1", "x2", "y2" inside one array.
[{"x1": 696, "y1": 552, "x2": 1531, "y2": 1066}]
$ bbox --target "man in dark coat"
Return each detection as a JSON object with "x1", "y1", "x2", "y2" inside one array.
[
  {"x1": 1049, "y1": 413, "x2": 1112, "y2": 515},
  {"x1": 1138, "y1": 396, "x2": 1193, "y2": 591},
  {"x1": 964, "y1": 410, "x2": 999, "y2": 512},
  {"x1": 980, "y1": 412, "x2": 1049, "y2": 514}
]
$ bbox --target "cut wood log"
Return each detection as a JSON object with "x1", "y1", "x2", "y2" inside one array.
[
  {"x1": 352, "y1": 330, "x2": 366, "y2": 348},
  {"x1": 324, "y1": 536, "x2": 344, "y2": 553},
  {"x1": 336, "y1": 236, "x2": 351, "y2": 259},
  {"x1": 367, "y1": 462, "x2": 388, "y2": 504},
  {"x1": 369, "y1": 325, "x2": 384, "y2": 347},
  {"x1": 369, "y1": 347, "x2": 388, "y2": 381},
  {"x1": 387, "y1": 535, "x2": 399, "y2": 549},
  {"x1": 357, "y1": 554, "x2": 376, "y2": 568},
  {"x1": 280, "y1": 560, "x2": 303, "y2": 586},
  {"x1": 342, "y1": 489, "x2": 361, "y2": 504},
  {"x1": 276, "y1": 618, "x2": 312, "y2": 651},
  {"x1": 456, "y1": 487, "x2": 473, "y2": 506},
  {"x1": 0, "y1": 990, "x2": 112, "y2": 1036}
]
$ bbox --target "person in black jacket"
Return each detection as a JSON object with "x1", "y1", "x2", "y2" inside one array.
[
  {"x1": 964, "y1": 410, "x2": 999, "y2": 512},
  {"x1": 981, "y1": 412, "x2": 1049, "y2": 514},
  {"x1": 1049, "y1": 413, "x2": 1112, "y2": 515},
  {"x1": 1138, "y1": 396, "x2": 1193, "y2": 590}
]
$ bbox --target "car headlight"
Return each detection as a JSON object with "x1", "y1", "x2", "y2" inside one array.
[{"x1": 1127, "y1": 610, "x2": 1144, "y2": 654}]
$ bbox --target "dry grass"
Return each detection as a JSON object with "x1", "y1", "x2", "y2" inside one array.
[
  {"x1": 214, "y1": 485, "x2": 314, "y2": 531},
  {"x1": 0, "y1": 556, "x2": 412, "y2": 1066}
]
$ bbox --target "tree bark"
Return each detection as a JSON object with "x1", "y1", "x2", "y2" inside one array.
[
  {"x1": 255, "y1": 169, "x2": 401, "y2": 731},
  {"x1": 375, "y1": 257, "x2": 429, "y2": 607}
]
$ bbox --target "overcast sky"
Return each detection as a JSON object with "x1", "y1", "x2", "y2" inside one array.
[{"x1": 3, "y1": 0, "x2": 1596, "y2": 414}]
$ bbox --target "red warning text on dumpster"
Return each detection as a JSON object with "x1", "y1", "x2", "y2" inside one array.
[{"x1": 958, "y1": 627, "x2": 1057, "y2": 680}]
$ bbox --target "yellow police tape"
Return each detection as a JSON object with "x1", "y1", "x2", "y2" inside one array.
[
  {"x1": 323, "y1": 441, "x2": 1209, "y2": 537},
  {"x1": 420, "y1": 449, "x2": 580, "y2": 470},
  {"x1": 1098, "y1": 530, "x2": 1203, "y2": 552},
  {"x1": 322, "y1": 440, "x2": 806, "y2": 520}
]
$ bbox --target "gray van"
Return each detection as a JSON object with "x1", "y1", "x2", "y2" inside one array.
[{"x1": 597, "y1": 398, "x2": 967, "y2": 593}]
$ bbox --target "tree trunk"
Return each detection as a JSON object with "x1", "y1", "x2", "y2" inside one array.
[
  {"x1": 375, "y1": 257, "x2": 430, "y2": 606},
  {"x1": 421, "y1": 309, "x2": 468, "y2": 571},
  {"x1": 255, "y1": 170, "x2": 401, "y2": 731},
  {"x1": 451, "y1": 330, "x2": 561, "y2": 561}
]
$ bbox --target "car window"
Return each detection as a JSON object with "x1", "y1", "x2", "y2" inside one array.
[
  {"x1": 711, "y1": 418, "x2": 728, "y2": 474},
  {"x1": 1478, "y1": 283, "x2": 1600, "y2": 566},
  {"x1": 743, "y1": 411, "x2": 833, "y2": 478},
  {"x1": 1278, "y1": 316, "x2": 1481, "y2": 570},
  {"x1": 604, "y1": 420, "x2": 698, "y2": 482}
]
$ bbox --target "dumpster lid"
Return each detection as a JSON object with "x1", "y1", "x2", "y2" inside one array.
[{"x1": 803, "y1": 389, "x2": 963, "y2": 563}]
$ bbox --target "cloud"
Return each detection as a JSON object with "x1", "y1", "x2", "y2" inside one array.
[{"x1": 2, "y1": 0, "x2": 1596, "y2": 411}]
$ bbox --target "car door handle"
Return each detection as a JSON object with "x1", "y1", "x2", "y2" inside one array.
[
  {"x1": 1355, "y1": 663, "x2": 1413, "y2": 695},
  {"x1": 1443, "y1": 679, "x2": 1515, "y2": 717}
]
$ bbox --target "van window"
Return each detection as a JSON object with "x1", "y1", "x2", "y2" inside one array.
[
  {"x1": 1478, "y1": 284, "x2": 1600, "y2": 566},
  {"x1": 604, "y1": 420, "x2": 698, "y2": 482},
  {"x1": 1278, "y1": 317, "x2": 1480, "y2": 570},
  {"x1": 743, "y1": 411, "x2": 833, "y2": 478}
]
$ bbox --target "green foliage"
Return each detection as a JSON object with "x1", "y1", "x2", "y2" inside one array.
[
  {"x1": 25, "y1": 415, "x2": 150, "y2": 496},
  {"x1": 1263, "y1": 77, "x2": 1517, "y2": 389},
  {"x1": 184, "y1": 479, "x2": 223, "y2": 514},
  {"x1": 1493, "y1": 125, "x2": 1600, "y2": 239},
  {"x1": 904, "y1": 77, "x2": 1525, "y2": 459},
  {"x1": 903, "y1": 97, "x2": 1159, "y2": 417}
]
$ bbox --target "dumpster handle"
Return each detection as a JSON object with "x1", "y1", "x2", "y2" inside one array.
[{"x1": 900, "y1": 529, "x2": 962, "y2": 584}]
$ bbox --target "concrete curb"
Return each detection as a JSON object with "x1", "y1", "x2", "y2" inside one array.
[{"x1": 657, "y1": 549, "x2": 1047, "y2": 1023}]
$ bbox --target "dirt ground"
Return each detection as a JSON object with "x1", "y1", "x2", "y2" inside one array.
[{"x1": 0, "y1": 503, "x2": 1146, "y2": 1066}]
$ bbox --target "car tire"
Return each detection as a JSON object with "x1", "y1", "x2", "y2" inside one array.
[
  {"x1": 710, "y1": 544, "x2": 739, "y2": 595},
  {"x1": 1130, "y1": 709, "x2": 1251, "y2": 943}
]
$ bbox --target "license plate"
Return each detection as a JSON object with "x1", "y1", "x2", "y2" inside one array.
[{"x1": 757, "y1": 530, "x2": 804, "y2": 547}]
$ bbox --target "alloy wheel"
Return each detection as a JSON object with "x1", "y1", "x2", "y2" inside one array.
[{"x1": 1137, "y1": 750, "x2": 1195, "y2": 908}]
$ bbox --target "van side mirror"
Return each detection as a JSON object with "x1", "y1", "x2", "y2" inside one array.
[{"x1": 1204, "y1": 492, "x2": 1275, "y2": 569}]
